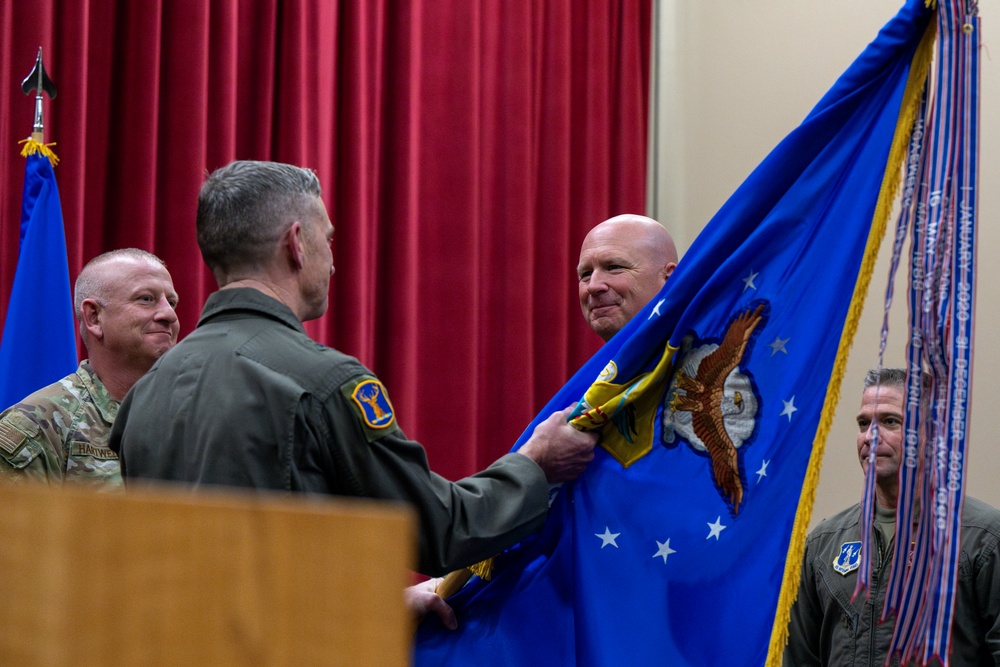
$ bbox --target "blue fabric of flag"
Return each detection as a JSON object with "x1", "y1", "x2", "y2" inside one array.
[
  {"x1": 414, "y1": 1, "x2": 932, "y2": 665},
  {"x1": 0, "y1": 153, "x2": 77, "y2": 409}
]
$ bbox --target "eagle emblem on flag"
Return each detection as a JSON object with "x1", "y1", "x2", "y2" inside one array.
[{"x1": 663, "y1": 304, "x2": 766, "y2": 513}]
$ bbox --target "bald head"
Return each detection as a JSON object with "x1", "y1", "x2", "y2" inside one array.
[
  {"x1": 74, "y1": 249, "x2": 168, "y2": 318},
  {"x1": 577, "y1": 215, "x2": 678, "y2": 341},
  {"x1": 74, "y1": 249, "x2": 180, "y2": 400}
]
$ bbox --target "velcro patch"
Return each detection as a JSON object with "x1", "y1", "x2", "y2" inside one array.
[
  {"x1": 833, "y1": 541, "x2": 862, "y2": 575},
  {"x1": 0, "y1": 412, "x2": 38, "y2": 455},
  {"x1": 350, "y1": 379, "x2": 395, "y2": 429},
  {"x1": 69, "y1": 442, "x2": 118, "y2": 460},
  {"x1": 341, "y1": 376, "x2": 399, "y2": 443}
]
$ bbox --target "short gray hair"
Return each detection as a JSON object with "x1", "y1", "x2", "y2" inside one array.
[
  {"x1": 74, "y1": 248, "x2": 167, "y2": 316},
  {"x1": 196, "y1": 160, "x2": 323, "y2": 279},
  {"x1": 864, "y1": 367, "x2": 931, "y2": 391}
]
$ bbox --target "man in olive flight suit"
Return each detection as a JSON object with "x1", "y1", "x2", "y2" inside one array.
[
  {"x1": 111, "y1": 160, "x2": 598, "y2": 578},
  {"x1": 784, "y1": 368, "x2": 1000, "y2": 665}
]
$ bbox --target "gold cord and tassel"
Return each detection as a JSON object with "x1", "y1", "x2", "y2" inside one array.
[
  {"x1": 18, "y1": 137, "x2": 59, "y2": 166},
  {"x1": 435, "y1": 556, "x2": 494, "y2": 599}
]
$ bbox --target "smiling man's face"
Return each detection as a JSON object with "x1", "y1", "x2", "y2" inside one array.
[
  {"x1": 95, "y1": 257, "x2": 180, "y2": 367},
  {"x1": 577, "y1": 217, "x2": 676, "y2": 342}
]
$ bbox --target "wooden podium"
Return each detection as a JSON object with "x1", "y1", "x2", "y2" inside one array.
[{"x1": 0, "y1": 483, "x2": 416, "y2": 666}]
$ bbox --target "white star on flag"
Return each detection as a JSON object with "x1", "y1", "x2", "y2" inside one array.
[
  {"x1": 706, "y1": 516, "x2": 727, "y2": 540},
  {"x1": 781, "y1": 396, "x2": 798, "y2": 421},
  {"x1": 653, "y1": 539, "x2": 677, "y2": 564},
  {"x1": 767, "y1": 336, "x2": 789, "y2": 356},
  {"x1": 648, "y1": 298, "x2": 665, "y2": 320},
  {"x1": 595, "y1": 527, "x2": 620, "y2": 549}
]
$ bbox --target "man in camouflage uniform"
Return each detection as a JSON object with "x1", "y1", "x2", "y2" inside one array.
[{"x1": 0, "y1": 249, "x2": 179, "y2": 487}]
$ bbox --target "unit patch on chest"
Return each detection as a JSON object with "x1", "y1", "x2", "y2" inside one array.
[{"x1": 833, "y1": 540, "x2": 862, "y2": 575}]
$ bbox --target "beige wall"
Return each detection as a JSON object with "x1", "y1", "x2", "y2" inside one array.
[{"x1": 649, "y1": 0, "x2": 999, "y2": 528}]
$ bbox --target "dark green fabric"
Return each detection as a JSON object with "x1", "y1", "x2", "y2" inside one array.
[
  {"x1": 112, "y1": 288, "x2": 549, "y2": 576},
  {"x1": 785, "y1": 497, "x2": 1000, "y2": 666}
]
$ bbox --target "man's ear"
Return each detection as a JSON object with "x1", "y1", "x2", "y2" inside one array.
[
  {"x1": 80, "y1": 299, "x2": 103, "y2": 340},
  {"x1": 285, "y1": 221, "x2": 306, "y2": 271},
  {"x1": 663, "y1": 261, "x2": 678, "y2": 280}
]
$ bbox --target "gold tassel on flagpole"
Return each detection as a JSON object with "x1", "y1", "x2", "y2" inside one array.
[
  {"x1": 18, "y1": 137, "x2": 59, "y2": 166},
  {"x1": 20, "y1": 47, "x2": 59, "y2": 165}
]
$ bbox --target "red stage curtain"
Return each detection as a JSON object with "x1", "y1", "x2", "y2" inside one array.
[{"x1": 0, "y1": 0, "x2": 650, "y2": 480}]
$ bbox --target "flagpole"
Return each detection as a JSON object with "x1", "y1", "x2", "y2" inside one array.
[
  {"x1": 19, "y1": 46, "x2": 59, "y2": 164},
  {"x1": 0, "y1": 48, "x2": 76, "y2": 408}
]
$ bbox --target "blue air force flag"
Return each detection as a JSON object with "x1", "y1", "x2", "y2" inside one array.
[
  {"x1": 415, "y1": 1, "x2": 936, "y2": 664},
  {"x1": 0, "y1": 153, "x2": 77, "y2": 409}
]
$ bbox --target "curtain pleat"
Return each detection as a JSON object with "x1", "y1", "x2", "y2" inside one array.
[{"x1": 0, "y1": 0, "x2": 650, "y2": 482}]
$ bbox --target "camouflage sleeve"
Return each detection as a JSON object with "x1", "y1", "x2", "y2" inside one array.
[{"x1": 0, "y1": 410, "x2": 60, "y2": 484}]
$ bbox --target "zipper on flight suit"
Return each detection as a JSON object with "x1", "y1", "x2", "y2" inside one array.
[{"x1": 867, "y1": 526, "x2": 895, "y2": 666}]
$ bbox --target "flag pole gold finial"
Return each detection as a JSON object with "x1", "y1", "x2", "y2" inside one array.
[{"x1": 19, "y1": 47, "x2": 59, "y2": 164}]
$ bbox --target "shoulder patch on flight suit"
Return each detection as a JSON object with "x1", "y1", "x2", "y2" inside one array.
[
  {"x1": 0, "y1": 412, "x2": 39, "y2": 455},
  {"x1": 341, "y1": 376, "x2": 399, "y2": 442}
]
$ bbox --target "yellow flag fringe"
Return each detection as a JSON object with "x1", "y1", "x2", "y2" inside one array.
[{"x1": 764, "y1": 19, "x2": 937, "y2": 665}]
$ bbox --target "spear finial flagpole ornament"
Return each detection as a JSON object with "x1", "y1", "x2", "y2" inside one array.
[{"x1": 18, "y1": 46, "x2": 60, "y2": 164}]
